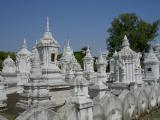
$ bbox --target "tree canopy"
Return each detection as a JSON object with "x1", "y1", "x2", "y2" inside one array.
[
  {"x1": 107, "y1": 13, "x2": 160, "y2": 54},
  {"x1": 74, "y1": 47, "x2": 87, "y2": 69}
]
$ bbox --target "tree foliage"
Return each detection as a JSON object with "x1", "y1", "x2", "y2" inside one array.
[
  {"x1": 107, "y1": 13, "x2": 160, "y2": 54},
  {"x1": 74, "y1": 47, "x2": 87, "y2": 69}
]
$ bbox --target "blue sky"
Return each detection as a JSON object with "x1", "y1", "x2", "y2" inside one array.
[{"x1": 0, "y1": 0, "x2": 159, "y2": 55}]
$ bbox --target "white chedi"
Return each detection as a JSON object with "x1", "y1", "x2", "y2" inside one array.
[
  {"x1": 84, "y1": 47, "x2": 94, "y2": 73},
  {"x1": 143, "y1": 47, "x2": 159, "y2": 81},
  {"x1": 110, "y1": 35, "x2": 143, "y2": 84},
  {"x1": 16, "y1": 39, "x2": 31, "y2": 74},
  {"x1": 2, "y1": 55, "x2": 16, "y2": 74},
  {"x1": 36, "y1": 17, "x2": 65, "y2": 85},
  {"x1": 60, "y1": 41, "x2": 81, "y2": 83},
  {"x1": 60, "y1": 41, "x2": 74, "y2": 74},
  {"x1": 60, "y1": 41, "x2": 82, "y2": 73},
  {"x1": 83, "y1": 46, "x2": 97, "y2": 82},
  {"x1": 16, "y1": 39, "x2": 31, "y2": 93},
  {"x1": 70, "y1": 71, "x2": 89, "y2": 97},
  {"x1": 17, "y1": 48, "x2": 51, "y2": 109},
  {"x1": 96, "y1": 51, "x2": 107, "y2": 78},
  {"x1": 89, "y1": 51, "x2": 107, "y2": 99}
]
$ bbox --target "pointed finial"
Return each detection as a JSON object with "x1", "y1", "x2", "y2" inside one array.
[
  {"x1": 85, "y1": 45, "x2": 92, "y2": 57},
  {"x1": 66, "y1": 36, "x2": 70, "y2": 47},
  {"x1": 66, "y1": 40, "x2": 71, "y2": 52},
  {"x1": 22, "y1": 38, "x2": 27, "y2": 49},
  {"x1": 46, "y1": 16, "x2": 50, "y2": 32},
  {"x1": 66, "y1": 37, "x2": 72, "y2": 51},
  {"x1": 86, "y1": 45, "x2": 90, "y2": 53},
  {"x1": 99, "y1": 48, "x2": 103, "y2": 58},
  {"x1": 23, "y1": 38, "x2": 26, "y2": 44},
  {"x1": 149, "y1": 46, "x2": 154, "y2": 53},
  {"x1": 87, "y1": 45, "x2": 90, "y2": 50},
  {"x1": 124, "y1": 35, "x2": 128, "y2": 40},
  {"x1": 63, "y1": 45, "x2": 66, "y2": 55},
  {"x1": 67, "y1": 40, "x2": 70, "y2": 48},
  {"x1": 100, "y1": 48, "x2": 102, "y2": 54},
  {"x1": 36, "y1": 40, "x2": 38, "y2": 45},
  {"x1": 122, "y1": 35, "x2": 130, "y2": 47},
  {"x1": 97, "y1": 48, "x2": 104, "y2": 63},
  {"x1": 113, "y1": 50, "x2": 118, "y2": 57},
  {"x1": 7, "y1": 55, "x2": 10, "y2": 58}
]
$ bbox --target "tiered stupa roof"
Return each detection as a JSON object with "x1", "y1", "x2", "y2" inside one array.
[
  {"x1": 17, "y1": 39, "x2": 31, "y2": 56},
  {"x1": 37, "y1": 17, "x2": 60, "y2": 48}
]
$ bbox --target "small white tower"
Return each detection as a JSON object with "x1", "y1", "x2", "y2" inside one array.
[
  {"x1": 37, "y1": 17, "x2": 64, "y2": 84},
  {"x1": 71, "y1": 71, "x2": 89, "y2": 97},
  {"x1": 1, "y1": 55, "x2": 17, "y2": 85},
  {"x1": 16, "y1": 38, "x2": 31, "y2": 74},
  {"x1": 60, "y1": 41, "x2": 74, "y2": 74},
  {"x1": 69, "y1": 71, "x2": 93, "y2": 120},
  {"x1": 89, "y1": 51, "x2": 108, "y2": 99},
  {"x1": 37, "y1": 17, "x2": 60, "y2": 67},
  {"x1": 16, "y1": 39, "x2": 31, "y2": 92},
  {"x1": 17, "y1": 48, "x2": 51, "y2": 109},
  {"x1": 83, "y1": 46, "x2": 96, "y2": 81},
  {"x1": 60, "y1": 41, "x2": 82, "y2": 82},
  {"x1": 144, "y1": 47, "x2": 159, "y2": 82},
  {"x1": 84, "y1": 47, "x2": 94, "y2": 72},
  {"x1": 96, "y1": 51, "x2": 107, "y2": 79},
  {"x1": 2, "y1": 55, "x2": 16, "y2": 74},
  {"x1": 110, "y1": 35, "x2": 143, "y2": 84}
]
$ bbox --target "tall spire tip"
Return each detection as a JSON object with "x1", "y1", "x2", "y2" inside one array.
[
  {"x1": 22, "y1": 38, "x2": 27, "y2": 49},
  {"x1": 46, "y1": 16, "x2": 50, "y2": 32}
]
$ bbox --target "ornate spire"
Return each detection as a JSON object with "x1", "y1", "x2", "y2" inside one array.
[
  {"x1": 65, "y1": 36, "x2": 72, "y2": 51},
  {"x1": 61, "y1": 40, "x2": 73, "y2": 59},
  {"x1": 144, "y1": 46, "x2": 159, "y2": 63},
  {"x1": 97, "y1": 49, "x2": 104, "y2": 63},
  {"x1": 85, "y1": 46, "x2": 92, "y2": 58},
  {"x1": 30, "y1": 48, "x2": 41, "y2": 77},
  {"x1": 35, "y1": 40, "x2": 38, "y2": 45},
  {"x1": 62, "y1": 45, "x2": 66, "y2": 55},
  {"x1": 46, "y1": 16, "x2": 50, "y2": 32},
  {"x1": 22, "y1": 38, "x2": 27, "y2": 49},
  {"x1": 113, "y1": 50, "x2": 118, "y2": 57},
  {"x1": 149, "y1": 46, "x2": 154, "y2": 53},
  {"x1": 122, "y1": 35, "x2": 130, "y2": 47},
  {"x1": 7, "y1": 55, "x2": 10, "y2": 59},
  {"x1": 66, "y1": 40, "x2": 71, "y2": 50},
  {"x1": 65, "y1": 40, "x2": 73, "y2": 54}
]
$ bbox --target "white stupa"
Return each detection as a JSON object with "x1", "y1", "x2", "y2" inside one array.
[
  {"x1": 16, "y1": 38, "x2": 31, "y2": 74},
  {"x1": 83, "y1": 47, "x2": 96, "y2": 81},
  {"x1": 36, "y1": 17, "x2": 65, "y2": 85},
  {"x1": 2, "y1": 55, "x2": 17, "y2": 85},
  {"x1": 144, "y1": 47, "x2": 159, "y2": 82},
  {"x1": 17, "y1": 48, "x2": 51, "y2": 109},
  {"x1": 110, "y1": 35, "x2": 143, "y2": 84},
  {"x1": 2, "y1": 55, "x2": 16, "y2": 74}
]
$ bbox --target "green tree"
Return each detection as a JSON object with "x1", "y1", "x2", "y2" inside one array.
[
  {"x1": 74, "y1": 47, "x2": 87, "y2": 68},
  {"x1": 107, "y1": 13, "x2": 160, "y2": 54}
]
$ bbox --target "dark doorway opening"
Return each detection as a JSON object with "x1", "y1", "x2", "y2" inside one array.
[{"x1": 51, "y1": 53, "x2": 55, "y2": 62}]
